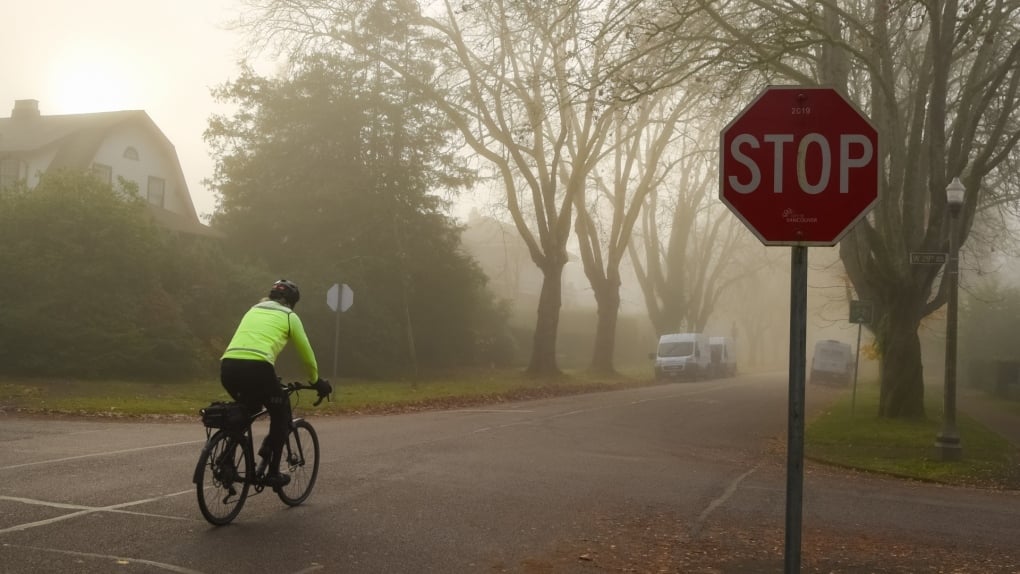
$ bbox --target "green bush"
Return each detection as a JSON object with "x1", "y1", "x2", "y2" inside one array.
[{"x1": 0, "y1": 171, "x2": 251, "y2": 380}]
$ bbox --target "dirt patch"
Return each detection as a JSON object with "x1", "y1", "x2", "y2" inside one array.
[{"x1": 517, "y1": 511, "x2": 1020, "y2": 573}]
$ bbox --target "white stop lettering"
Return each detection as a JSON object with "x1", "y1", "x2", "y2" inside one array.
[{"x1": 728, "y1": 133, "x2": 874, "y2": 194}]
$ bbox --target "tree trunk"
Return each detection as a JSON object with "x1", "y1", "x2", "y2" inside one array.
[
  {"x1": 589, "y1": 279, "x2": 621, "y2": 376},
  {"x1": 526, "y1": 261, "x2": 565, "y2": 377},
  {"x1": 877, "y1": 300, "x2": 925, "y2": 418}
]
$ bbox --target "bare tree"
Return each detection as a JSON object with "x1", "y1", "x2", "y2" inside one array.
[
  {"x1": 574, "y1": 87, "x2": 702, "y2": 374},
  {"x1": 687, "y1": 0, "x2": 1020, "y2": 417},
  {"x1": 626, "y1": 103, "x2": 763, "y2": 337},
  {"x1": 724, "y1": 245, "x2": 789, "y2": 368},
  {"x1": 239, "y1": 0, "x2": 695, "y2": 376}
]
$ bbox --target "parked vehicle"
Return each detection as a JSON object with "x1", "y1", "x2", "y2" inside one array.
[
  {"x1": 810, "y1": 339, "x2": 853, "y2": 386},
  {"x1": 651, "y1": 333, "x2": 711, "y2": 381},
  {"x1": 709, "y1": 336, "x2": 737, "y2": 378}
]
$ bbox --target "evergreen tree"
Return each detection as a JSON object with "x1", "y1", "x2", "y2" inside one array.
[{"x1": 206, "y1": 54, "x2": 511, "y2": 376}]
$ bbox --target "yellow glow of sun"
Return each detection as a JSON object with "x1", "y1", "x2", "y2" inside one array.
[{"x1": 49, "y1": 45, "x2": 140, "y2": 114}]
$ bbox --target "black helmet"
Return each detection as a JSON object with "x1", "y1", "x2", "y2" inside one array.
[{"x1": 269, "y1": 279, "x2": 300, "y2": 308}]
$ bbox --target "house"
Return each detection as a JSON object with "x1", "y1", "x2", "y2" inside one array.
[{"x1": 0, "y1": 99, "x2": 216, "y2": 237}]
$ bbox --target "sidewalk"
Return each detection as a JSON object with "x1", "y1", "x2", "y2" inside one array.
[{"x1": 958, "y1": 387, "x2": 1020, "y2": 447}]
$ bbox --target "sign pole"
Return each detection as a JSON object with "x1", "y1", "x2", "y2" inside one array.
[
  {"x1": 785, "y1": 245, "x2": 808, "y2": 574},
  {"x1": 719, "y1": 87, "x2": 879, "y2": 573},
  {"x1": 327, "y1": 282, "x2": 354, "y2": 380},
  {"x1": 848, "y1": 300, "x2": 871, "y2": 416},
  {"x1": 332, "y1": 304, "x2": 341, "y2": 380},
  {"x1": 852, "y1": 322, "x2": 862, "y2": 416}
]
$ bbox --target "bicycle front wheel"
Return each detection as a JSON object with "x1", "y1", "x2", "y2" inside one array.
[
  {"x1": 276, "y1": 419, "x2": 320, "y2": 506},
  {"x1": 195, "y1": 431, "x2": 250, "y2": 525}
]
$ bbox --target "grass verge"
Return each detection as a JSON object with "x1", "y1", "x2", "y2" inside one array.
[
  {"x1": 0, "y1": 379, "x2": 232, "y2": 417},
  {"x1": 0, "y1": 368, "x2": 654, "y2": 418},
  {"x1": 805, "y1": 381, "x2": 1020, "y2": 489}
]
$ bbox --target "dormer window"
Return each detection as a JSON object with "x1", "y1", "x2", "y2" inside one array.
[{"x1": 123, "y1": 146, "x2": 139, "y2": 160}]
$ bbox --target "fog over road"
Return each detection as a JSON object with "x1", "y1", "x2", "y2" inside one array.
[{"x1": 1, "y1": 373, "x2": 1018, "y2": 573}]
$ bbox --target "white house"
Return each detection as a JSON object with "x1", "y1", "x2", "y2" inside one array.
[{"x1": 0, "y1": 99, "x2": 215, "y2": 236}]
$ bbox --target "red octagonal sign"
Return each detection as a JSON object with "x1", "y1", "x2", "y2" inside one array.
[{"x1": 720, "y1": 86, "x2": 879, "y2": 246}]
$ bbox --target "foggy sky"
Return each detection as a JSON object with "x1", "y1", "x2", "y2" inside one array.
[{"x1": 0, "y1": 0, "x2": 259, "y2": 221}]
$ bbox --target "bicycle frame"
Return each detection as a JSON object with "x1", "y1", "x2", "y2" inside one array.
[
  {"x1": 194, "y1": 381, "x2": 326, "y2": 525},
  {"x1": 192, "y1": 386, "x2": 313, "y2": 490}
]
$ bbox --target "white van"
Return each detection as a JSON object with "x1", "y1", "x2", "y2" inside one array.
[
  {"x1": 651, "y1": 333, "x2": 711, "y2": 381},
  {"x1": 810, "y1": 339, "x2": 853, "y2": 385},
  {"x1": 709, "y1": 336, "x2": 737, "y2": 378}
]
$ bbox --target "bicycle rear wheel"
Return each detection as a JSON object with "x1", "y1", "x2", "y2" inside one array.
[
  {"x1": 195, "y1": 431, "x2": 250, "y2": 525},
  {"x1": 276, "y1": 420, "x2": 320, "y2": 506}
]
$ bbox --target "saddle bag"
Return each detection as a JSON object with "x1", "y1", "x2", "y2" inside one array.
[{"x1": 200, "y1": 401, "x2": 247, "y2": 430}]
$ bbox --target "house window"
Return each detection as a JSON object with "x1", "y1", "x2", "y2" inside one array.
[
  {"x1": 123, "y1": 146, "x2": 139, "y2": 160},
  {"x1": 147, "y1": 176, "x2": 165, "y2": 207},
  {"x1": 0, "y1": 158, "x2": 21, "y2": 189},
  {"x1": 91, "y1": 163, "x2": 113, "y2": 185}
]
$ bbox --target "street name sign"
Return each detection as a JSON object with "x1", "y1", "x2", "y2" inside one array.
[
  {"x1": 849, "y1": 300, "x2": 873, "y2": 324},
  {"x1": 909, "y1": 252, "x2": 947, "y2": 265}
]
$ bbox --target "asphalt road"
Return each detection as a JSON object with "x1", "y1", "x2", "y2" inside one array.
[{"x1": 1, "y1": 373, "x2": 1018, "y2": 573}]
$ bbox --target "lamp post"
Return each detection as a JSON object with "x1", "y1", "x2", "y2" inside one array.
[{"x1": 935, "y1": 177, "x2": 965, "y2": 461}]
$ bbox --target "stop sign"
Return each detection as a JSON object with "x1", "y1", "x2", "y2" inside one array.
[{"x1": 720, "y1": 86, "x2": 879, "y2": 246}]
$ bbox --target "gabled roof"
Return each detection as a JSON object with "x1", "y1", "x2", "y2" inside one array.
[
  {"x1": 0, "y1": 103, "x2": 203, "y2": 225},
  {"x1": 1, "y1": 108, "x2": 135, "y2": 153}
]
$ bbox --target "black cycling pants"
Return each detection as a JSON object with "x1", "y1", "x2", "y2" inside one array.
[{"x1": 220, "y1": 358, "x2": 292, "y2": 472}]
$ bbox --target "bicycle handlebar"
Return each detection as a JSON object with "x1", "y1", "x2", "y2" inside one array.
[{"x1": 284, "y1": 380, "x2": 333, "y2": 407}]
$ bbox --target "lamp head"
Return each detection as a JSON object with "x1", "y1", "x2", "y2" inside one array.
[{"x1": 946, "y1": 177, "x2": 966, "y2": 210}]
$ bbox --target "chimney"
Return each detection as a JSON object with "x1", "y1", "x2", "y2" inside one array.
[{"x1": 12, "y1": 99, "x2": 41, "y2": 119}]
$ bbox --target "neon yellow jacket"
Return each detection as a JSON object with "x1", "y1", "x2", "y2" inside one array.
[{"x1": 222, "y1": 300, "x2": 319, "y2": 383}]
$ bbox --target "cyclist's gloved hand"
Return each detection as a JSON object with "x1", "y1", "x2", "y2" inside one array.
[{"x1": 314, "y1": 378, "x2": 333, "y2": 399}]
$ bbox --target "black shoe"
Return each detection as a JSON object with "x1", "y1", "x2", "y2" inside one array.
[{"x1": 263, "y1": 473, "x2": 290, "y2": 488}]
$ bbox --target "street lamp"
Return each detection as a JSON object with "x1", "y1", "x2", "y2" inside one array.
[{"x1": 935, "y1": 177, "x2": 965, "y2": 461}]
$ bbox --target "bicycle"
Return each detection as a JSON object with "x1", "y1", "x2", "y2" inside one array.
[{"x1": 193, "y1": 381, "x2": 331, "y2": 525}]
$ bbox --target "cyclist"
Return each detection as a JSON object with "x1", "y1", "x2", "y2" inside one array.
[{"x1": 220, "y1": 279, "x2": 329, "y2": 488}]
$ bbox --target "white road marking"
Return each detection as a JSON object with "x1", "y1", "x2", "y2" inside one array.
[
  {"x1": 290, "y1": 565, "x2": 325, "y2": 574},
  {"x1": 549, "y1": 409, "x2": 588, "y2": 418},
  {"x1": 0, "y1": 440, "x2": 205, "y2": 471},
  {"x1": 0, "y1": 489, "x2": 195, "y2": 535},
  {"x1": 1, "y1": 496, "x2": 100, "y2": 511},
  {"x1": 1, "y1": 544, "x2": 207, "y2": 574},
  {"x1": 691, "y1": 465, "x2": 759, "y2": 538}
]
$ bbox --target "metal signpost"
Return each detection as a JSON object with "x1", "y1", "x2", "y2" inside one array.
[
  {"x1": 326, "y1": 283, "x2": 354, "y2": 379},
  {"x1": 720, "y1": 86, "x2": 879, "y2": 573},
  {"x1": 848, "y1": 300, "x2": 873, "y2": 416}
]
